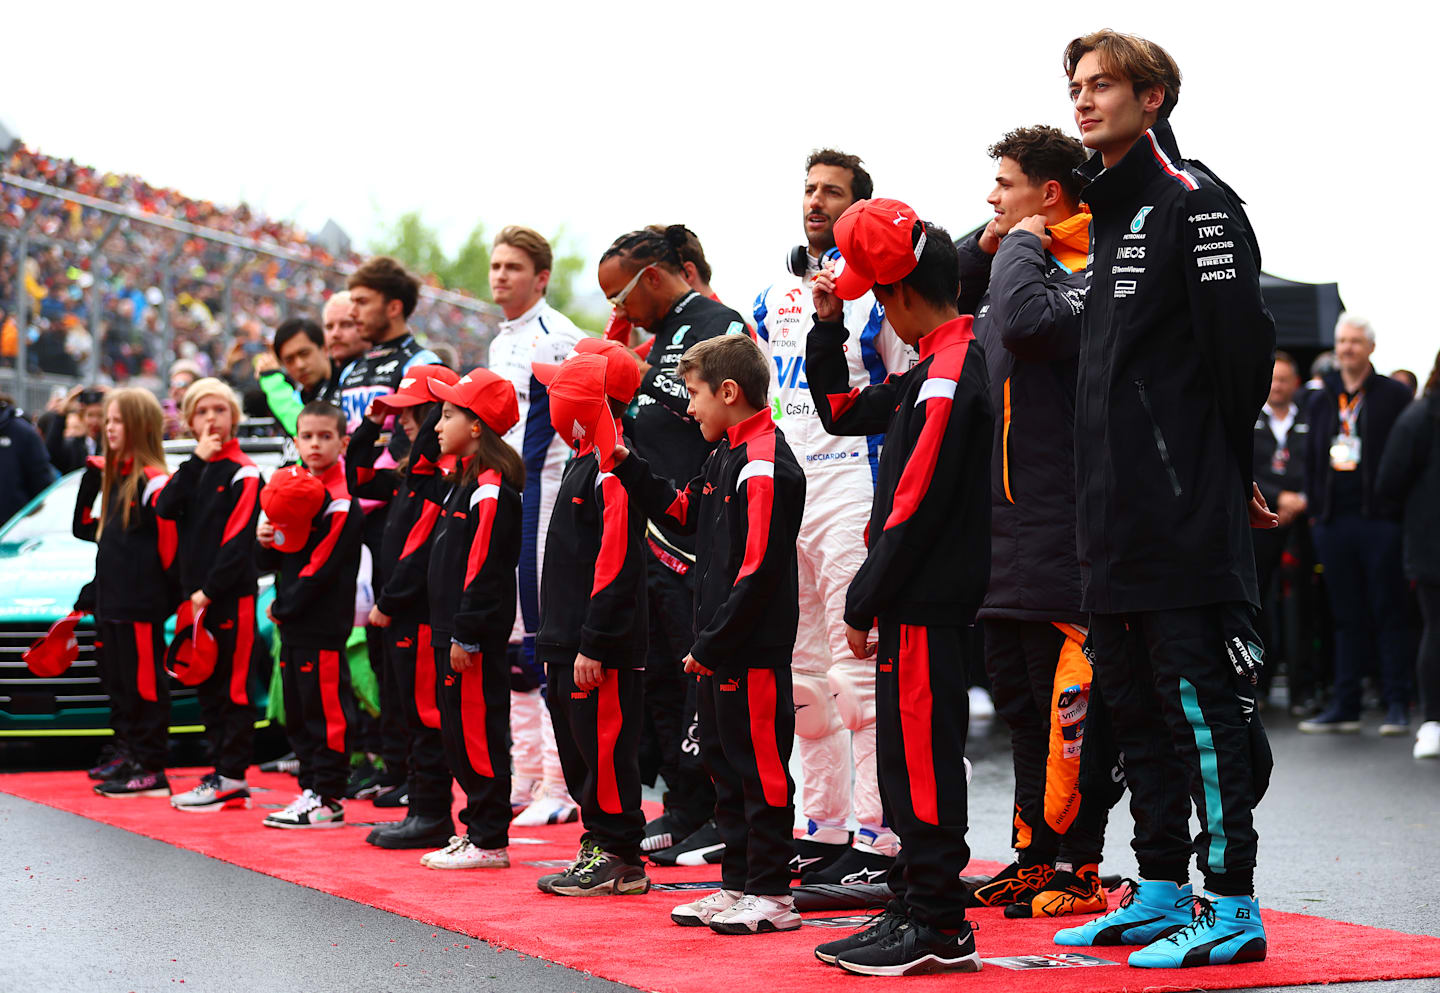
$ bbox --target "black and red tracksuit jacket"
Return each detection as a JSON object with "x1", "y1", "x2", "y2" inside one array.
[
  {"x1": 537, "y1": 436, "x2": 648, "y2": 668},
  {"x1": 73, "y1": 458, "x2": 181, "y2": 620},
  {"x1": 155, "y1": 438, "x2": 261, "y2": 603},
  {"x1": 427, "y1": 461, "x2": 522, "y2": 650},
  {"x1": 347, "y1": 409, "x2": 449, "y2": 625},
  {"x1": 255, "y1": 461, "x2": 364, "y2": 649},
  {"x1": 807, "y1": 315, "x2": 993, "y2": 631},
  {"x1": 613, "y1": 407, "x2": 804, "y2": 670}
]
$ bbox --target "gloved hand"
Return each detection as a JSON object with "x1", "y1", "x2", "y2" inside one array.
[{"x1": 1222, "y1": 603, "x2": 1265, "y2": 686}]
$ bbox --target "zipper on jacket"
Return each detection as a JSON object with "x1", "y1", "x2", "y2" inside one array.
[
  {"x1": 1135, "y1": 379, "x2": 1182, "y2": 497},
  {"x1": 1002, "y1": 377, "x2": 1014, "y2": 504}
]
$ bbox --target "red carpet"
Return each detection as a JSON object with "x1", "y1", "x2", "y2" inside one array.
[{"x1": 5, "y1": 767, "x2": 1440, "y2": 992}]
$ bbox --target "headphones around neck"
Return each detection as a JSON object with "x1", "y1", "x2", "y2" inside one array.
[{"x1": 786, "y1": 245, "x2": 841, "y2": 278}]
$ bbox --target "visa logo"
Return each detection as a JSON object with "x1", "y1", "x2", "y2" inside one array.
[{"x1": 773, "y1": 355, "x2": 808, "y2": 390}]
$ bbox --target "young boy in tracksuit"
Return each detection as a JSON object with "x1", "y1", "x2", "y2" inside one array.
[
  {"x1": 256, "y1": 402, "x2": 365, "y2": 829},
  {"x1": 158, "y1": 379, "x2": 262, "y2": 813},
  {"x1": 806, "y1": 199, "x2": 993, "y2": 976},
  {"x1": 532, "y1": 339, "x2": 650, "y2": 897},
  {"x1": 610, "y1": 333, "x2": 806, "y2": 935},
  {"x1": 349, "y1": 365, "x2": 459, "y2": 851}
]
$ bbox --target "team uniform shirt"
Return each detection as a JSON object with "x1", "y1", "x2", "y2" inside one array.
[
  {"x1": 807, "y1": 315, "x2": 992, "y2": 631},
  {"x1": 537, "y1": 437, "x2": 648, "y2": 668},
  {"x1": 613, "y1": 407, "x2": 805, "y2": 669},
  {"x1": 336, "y1": 332, "x2": 440, "y2": 436},
  {"x1": 256, "y1": 461, "x2": 364, "y2": 649},
  {"x1": 1074, "y1": 119, "x2": 1275, "y2": 613},
  {"x1": 72, "y1": 459, "x2": 180, "y2": 620},
  {"x1": 486, "y1": 298, "x2": 587, "y2": 650},
  {"x1": 259, "y1": 370, "x2": 342, "y2": 438},
  {"x1": 626, "y1": 292, "x2": 749, "y2": 561},
  {"x1": 427, "y1": 463, "x2": 523, "y2": 651},
  {"x1": 154, "y1": 438, "x2": 261, "y2": 603}
]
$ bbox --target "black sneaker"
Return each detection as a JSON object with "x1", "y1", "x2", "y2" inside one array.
[
  {"x1": 539, "y1": 837, "x2": 598, "y2": 894},
  {"x1": 95, "y1": 766, "x2": 170, "y2": 798},
  {"x1": 373, "y1": 781, "x2": 409, "y2": 808},
  {"x1": 791, "y1": 835, "x2": 851, "y2": 880},
  {"x1": 87, "y1": 747, "x2": 128, "y2": 781},
  {"x1": 803, "y1": 843, "x2": 895, "y2": 886},
  {"x1": 641, "y1": 812, "x2": 696, "y2": 853},
  {"x1": 969, "y1": 861, "x2": 1054, "y2": 907},
  {"x1": 365, "y1": 813, "x2": 453, "y2": 849},
  {"x1": 548, "y1": 847, "x2": 651, "y2": 897},
  {"x1": 835, "y1": 918, "x2": 981, "y2": 977},
  {"x1": 815, "y1": 908, "x2": 907, "y2": 965},
  {"x1": 344, "y1": 759, "x2": 385, "y2": 799},
  {"x1": 649, "y1": 820, "x2": 724, "y2": 867}
]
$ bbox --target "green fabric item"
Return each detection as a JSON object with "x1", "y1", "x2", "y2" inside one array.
[
  {"x1": 265, "y1": 625, "x2": 381, "y2": 726},
  {"x1": 258, "y1": 369, "x2": 303, "y2": 437}
]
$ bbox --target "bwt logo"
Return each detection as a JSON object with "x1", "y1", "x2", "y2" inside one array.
[{"x1": 774, "y1": 355, "x2": 808, "y2": 390}]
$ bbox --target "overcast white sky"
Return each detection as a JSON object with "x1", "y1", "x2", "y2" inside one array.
[{"x1": 5, "y1": 1, "x2": 1435, "y2": 373}]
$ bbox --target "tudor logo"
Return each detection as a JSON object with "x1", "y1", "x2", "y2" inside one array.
[{"x1": 1130, "y1": 206, "x2": 1154, "y2": 233}]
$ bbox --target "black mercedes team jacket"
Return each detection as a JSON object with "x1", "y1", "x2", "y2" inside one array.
[
  {"x1": 1074, "y1": 119, "x2": 1275, "y2": 614},
  {"x1": 613, "y1": 407, "x2": 804, "y2": 670},
  {"x1": 807, "y1": 315, "x2": 992, "y2": 631},
  {"x1": 958, "y1": 228, "x2": 1088, "y2": 625},
  {"x1": 537, "y1": 441, "x2": 648, "y2": 668}
]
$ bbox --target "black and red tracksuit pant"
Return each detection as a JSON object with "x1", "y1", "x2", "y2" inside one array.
[
  {"x1": 545, "y1": 657, "x2": 645, "y2": 862},
  {"x1": 876, "y1": 623, "x2": 971, "y2": 929},
  {"x1": 984, "y1": 620, "x2": 1106, "y2": 866},
  {"x1": 279, "y1": 641, "x2": 355, "y2": 800},
  {"x1": 95, "y1": 617, "x2": 171, "y2": 772},
  {"x1": 195, "y1": 595, "x2": 257, "y2": 781},
  {"x1": 433, "y1": 637, "x2": 510, "y2": 850},
  {"x1": 384, "y1": 621, "x2": 450, "y2": 820},
  {"x1": 1089, "y1": 606, "x2": 1272, "y2": 896},
  {"x1": 697, "y1": 666, "x2": 795, "y2": 896}
]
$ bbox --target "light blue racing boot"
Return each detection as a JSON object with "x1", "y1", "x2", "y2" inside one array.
[
  {"x1": 1128, "y1": 892, "x2": 1266, "y2": 968},
  {"x1": 1053, "y1": 878, "x2": 1194, "y2": 946}
]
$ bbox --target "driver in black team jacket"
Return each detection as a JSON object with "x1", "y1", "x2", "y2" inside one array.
[{"x1": 1051, "y1": 29, "x2": 1278, "y2": 971}]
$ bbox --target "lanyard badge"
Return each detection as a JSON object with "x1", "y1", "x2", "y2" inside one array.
[{"x1": 1330, "y1": 392, "x2": 1363, "y2": 472}]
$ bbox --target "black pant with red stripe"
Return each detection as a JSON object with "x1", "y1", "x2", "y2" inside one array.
[
  {"x1": 96, "y1": 616, "x2": 171, "y2": 772},
  {"x1": 698, "y1": 666, "x2": 795, "y2": 896},
  {"x1": 385, "y1": 620, "x2": 451, "y2": 820},
  {"x1": 195, "y1": 595, "x2": 257, "y2": 781},
  {"x1": 545, "y1": 656, "x2": 646, "y2": 862},
  {"x1": 876, "y1": 622, "x2": 971, "y2": 929},
  {"x1": 434, "y1": 638, "x2": 511, "y2": 850},
  {"x1": 279, "y1": 641, "x2": 356, "y2": 799}
]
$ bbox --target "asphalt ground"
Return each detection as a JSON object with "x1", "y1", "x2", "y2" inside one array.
[{"x1": 2, "y1": 709, "x2": 1437, "y2": 993}]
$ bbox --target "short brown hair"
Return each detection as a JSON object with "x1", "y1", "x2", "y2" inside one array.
[
  {"x1": 348, "y1": 256, "x2": 420, "y2": 319},
  {"x1": 677, "y1": 334, "x2": 770, "y2": 411},
  {"x1": 1064, "y1": 29, "x2": 1182, "y2": 120},
  {"x1": 989, "y1": 126, "x2": 1088, "y2": 208},
  {"x1": 297, "y1": 400, "x2": 346, "y2": 435},
  {"x1": 493, "y1": 226, "x2": 553, "y2": 277}
]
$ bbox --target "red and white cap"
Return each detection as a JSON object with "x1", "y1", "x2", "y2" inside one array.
[
  {"x1": 24, "y1": 611, "x2": 84, "y2": 678},
  {"x1": 430, "y1": 368, "x2": 520, "y2": 436},
  {"x1": 260, "y1": 465, "x2": 327, "y2": 553},
  {"x1": 166, "y1": 600, "x2": 218, "y2": 687},
  {"x1": 374, "y1": 363, "x2": 459, "y2": 408},
  {"x1": 831, "y1": 197, "x2": 929, "y2": 301},
  {"x1": 533, "y1": 337, "x2": 641, "y2": 404}
]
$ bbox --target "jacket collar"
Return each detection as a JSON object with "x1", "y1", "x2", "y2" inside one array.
[
  {"x1": 498, "y1": 297, "x2": 548, "y2": 333},
  {"x1": 1047, "y1": 211, "x2": 1092, "y2": 273},
  {"x1": 1323, "y1": 366, "x2": 1378, "y2": 398},
  {"x1": 918, "y1": 315, "x2": 976, "y2": 361},
  {"x1": 1077, "y1": 119, "x2": 1190, "y2": 206},
  {"x1": 315, "y1": 458, "x2": 348, "y2": 498},
  {"x1": 213, "y1": 438, "x2": 241, "y2": 462},
  {"x1": 725, "y1": 406, "x2": 776, "y2": 448}
]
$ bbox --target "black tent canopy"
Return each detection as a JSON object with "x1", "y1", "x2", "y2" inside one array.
[{"x1": 1260, "y1": 272, "x2": 1344, "y2": 350}]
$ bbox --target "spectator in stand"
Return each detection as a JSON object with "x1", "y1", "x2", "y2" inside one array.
[
  {"x1": 0, "y1": 393, "x2": 57, "y2": 523},
  {"x1": 163, "y1": 360, "x2": 203, "y2": 439},
  {"x1": 1391, "y1": 369, "x2": 1418, "y2": 398},
  {"x1": 1300, "y1": 315, "x2": 1415, "y2": 735},
  {"x1": 1377, "y1": 349, "x2": 1440, "y2": 758}
]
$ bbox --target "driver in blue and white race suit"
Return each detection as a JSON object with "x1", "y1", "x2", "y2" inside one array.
[
  {"x1": 752, "y1": 151, "x2": 915, "y2": 884},
  {"x1": 486, "y1": 227, "x2": 588, "y2": 826}
]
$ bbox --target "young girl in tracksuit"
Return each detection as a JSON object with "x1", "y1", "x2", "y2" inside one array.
[
  {"x1": 420, "y1": 368, "x2": 523, "y2": 870},
  {"x1": 156, "y1": 378, "x2": 262, "y2": 813},
  {"x1": 348, "y1": 365, "x2": 458, "y2": 851},
  {"x1": 74, "y1": 388, "x2": 179, "y2": 798}
]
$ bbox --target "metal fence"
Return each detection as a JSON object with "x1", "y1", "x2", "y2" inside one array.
[{"x1": 1, "y1": 173, "x2": 499, "y2": 402}]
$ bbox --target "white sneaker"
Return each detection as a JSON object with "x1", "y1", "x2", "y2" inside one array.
[
  {"x1": 170, "y1": 773, "x2": 251, "y2": 812},
  {"x1": 510, "y1": 778, "x2": 540, "y2": 815},
  {"x1": 1415, "y1": 721, "x2": 1440, "y2": 759},
  {"x1": 420, "y1": 836, "x2": 466, "y2": 868},
  {"x1": 968, "y1": 687, "x2": 995, "y2": 721},
  {"x1": 709, "y1": 893, "x2": 802, "y2": 934},
  {"x1": 671, "y1": 888, "x2": 742, "y2": 927},
  {"x1": 263, "y1": 789, "x2": 344, "y2": 829},
  {"x1": 512, "y1": 789, "x2": 579, "y2": 827},
  {"x1": 423, "y1": 837, "x2": 509, "y2": 869}
]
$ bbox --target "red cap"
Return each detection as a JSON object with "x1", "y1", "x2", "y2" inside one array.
[
  {"x1": 24, "y1": 611, "x2": 84, "y2": 678},
  {"x1": 831, "y1": 198, "x2": 929, "y2": 301},
  {"x1": 430, "y1": 368, "x2": 520, "y2": 436},
  {"x1": 375, "y1": 363, "x2": 458, "y2": 408},
  {"x1": 260, "y1": 465, "x2": 327, "y2": 553},
  {"x1": 544, "y1": 354, "x2": 622, "y2": 469},
  {"x1": 166, "y1": 601, "x2": 218, "y2": 687},
  {"x1": 533, "y1": 337, "x2": 641, "y2": 404}
]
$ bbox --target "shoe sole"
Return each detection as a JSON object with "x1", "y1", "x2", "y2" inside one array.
[
  {"x1": 424, "y1": 861, "x2": 509, "y2": 869},
  {"x1": 1130, "y1": 938, "x2": 1267, "y2": 968},
  {"x1": 671, "y1": 912, "x2": 725, "y2": 927},
  {"x1": 550, "y1": 877, "x2": 651, "y2": 897},
  {"x1": 96, "y1": 788, "x2": 171, "y2": 798},
  {"x1": 263, "y1": 820, "x2": 345, "y2": 829},
  {"x1": 675, "y1": 843, "x2": 725, "y2": 866},
  {"x1": 1297, "y1": 722, "x2": 1361, "y2": 733},
  {"x1": 171, "y1": 796, "x2": 251, "y2": 812},
  {"x1": 709, "y1": 918, "x2": 802, "y2": 935},
  {"x1": 836, "y1": 951, "x2": 982, "y2": 976},
  {"x1": 367, "y1": 834, "x2": 453, "y2": 849},
  {"x1": 1378, "y1": 726, "x2": 1410, "y2": 737}
]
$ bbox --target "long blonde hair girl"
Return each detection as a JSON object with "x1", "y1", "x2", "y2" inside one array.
[{"x1": 100, "y1": 388, "x2": 168, "y2": 533}]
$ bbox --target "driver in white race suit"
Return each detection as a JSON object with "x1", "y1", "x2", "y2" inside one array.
[
  {"x1": 485, "y1": 226, "x2": 588, "y2": 827},
  {"x1": 752, "y1": 150, "x2": 914, "y2": 883}
]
